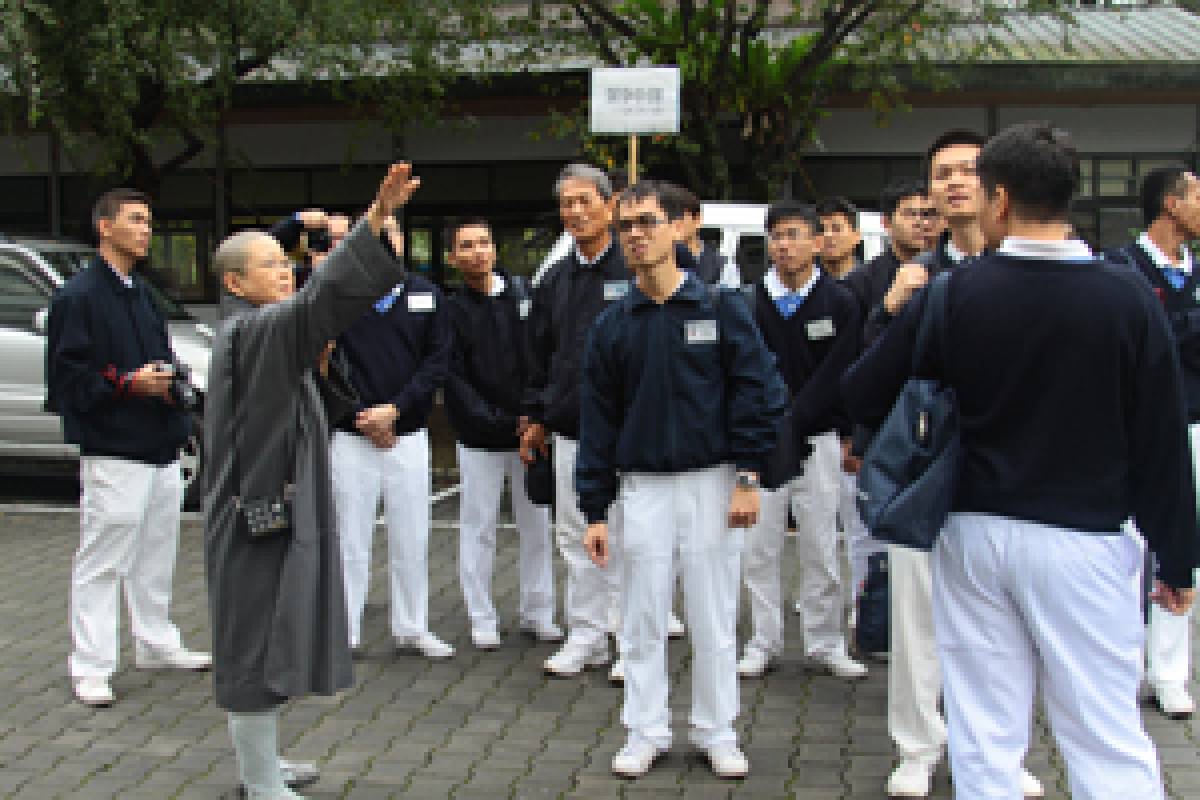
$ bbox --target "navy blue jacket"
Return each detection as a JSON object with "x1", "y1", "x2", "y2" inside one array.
[
  {"x1": 1110, "y1": 241, "x2": 1200, "y2": 422},
  {"x1": 444, "y1": 269, "x2": 532, "y2": 450},
  {"x1": 335, "y1": 274, "x2": 451, "y2": 436},
  {"x1": 575, "y1": 273, "x2": 788, "y2": 524},
  {"x1": 842, "y1": 252, "x2": 1198, "y2": 589},
  {"x1": 46, "y1": 257, "x2": 191, "y2": 464}
]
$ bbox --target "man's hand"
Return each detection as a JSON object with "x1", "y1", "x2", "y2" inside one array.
[
  {"x1": 355, "y1": 404, "x2": 399, "y2": 444},
  {"x1": 517, "y1": 415, "x2": 532, "y2": 438},
  {"x1": 883, "y1": 263, "x2": 930, "y2": 314},
  {"x1": 519, "y1": 422, "x2": 548, "y2": 465},
  {"x1": 584, "y1": 523, "x2": 609, "y2": 567},
  {"x1": 1151, "y1": 580, "x2": 1196, "y2": 615},
  {"x1": 728, "y1": 486, "x2": 760, "y2": 529},
  {"x1": 127, "y1": 363, "x2": 173, "y2": 400},
  {"x1": 840, "y1": 437, "x2": 862, "y2": 475},
  {"x1": 296, "y1": 209, "x2": 328, "y2": 230},
  {"x1": 366, "y1": 162, "x2": 421, "y2": 236}
]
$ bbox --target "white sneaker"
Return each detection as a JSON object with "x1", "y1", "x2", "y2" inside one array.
[
  {"x1": 608, "y1": 658, "x2": 625, "y2": 685},
  {"x1": 471, "y1": 629, "x2": 501, "y2": 651},
  {"x1": 543, "y1": 638, "x2": 609, "y2": 677},
  {"x1": 1155, "y1": 682, "x2": 1195, "y2": 719},
  {"x1": 886, "y1": 759, "x2": 933, "y2": 797},
  {"x1": 520, "y1": 620, "x2": 564, "y2": 642},
  {"x1": 1021, "y1": 768, "x2": 1045, "y2": 798},
  {"x1": 736, "y1": 648, "x2": 772, "y2": 678},
  {"x1": 396, "y1": 633, "x2": 455, "y2": 659},
  {"x1": 135, "y1": 647, "x2": 212, "y2": 671},
  {"x1": 667, "y1": 613, "x2": 685, "y2": 639},
  {"x1": 701, "y1": 742, "x2": 749, "y2": 778},
  {"x1": 813, "y1": 649, "x2": 867, "y2": 679},
  {"x1": 611, "y1": 736, "x2": 665, "y2": 777},
  {"x1": 73, "y1": 677, "x2": 115, "y2": 707}
]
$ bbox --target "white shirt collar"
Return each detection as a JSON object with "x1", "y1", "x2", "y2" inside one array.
[
  {"x1": 996, "y1": 237, "x2": 1094, "y2": 261},
  {"x1": 765, "y1": 265, "x2": 821, "y2": 301},
  {"x1": 488, "y1": 272, "x2": 506, "y2": 297},
  {"x1": 574, "y1": 237, "x2": 613, "y2": 267},
  {"x1": 1138, "y1": 231, "x2": 1193, "y2": 275},
  {"x1": 106, "y1": 261, "x2": 134, "y2": 287}
]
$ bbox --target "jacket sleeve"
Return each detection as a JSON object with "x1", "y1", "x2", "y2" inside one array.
[
  {"x1": 841, "y1": 287, "x2": 926, "y2": 429},
  {"x1": 522, "y1": 273, "x2": 555, "y2": 422},
  {"x1": 1127, "y1": 288, "x2": 1200, "y2": 590},
  {"x1": 46, "y1": 291, "x2": 125, "y2": 413},
  {"x1": 575, "y1": 318, "x2": 621, "y2": 524},
  {"x1": 443, "y1": 310, "x2": 518, "y2": 438},
  {"x1": 722, "y1": 290, "x2": 789, "y2": 474},
  {"x1": 388, "y1": 286, "x2": 452, "y2": 419},
  {"x1": 789, "y1": 295, "x2": 862, "y2": 438}
]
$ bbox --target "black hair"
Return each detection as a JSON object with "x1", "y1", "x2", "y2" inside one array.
[
  {"x1": 608, "y1": 167, "x2": 630, "y2": 195},
  {"x1": 815, "y1": 196, "x2": 859, "y2": 230},
  {"x1": 672, "y1": 185, "x2": 701, "y2": 217},
  {"x1": 616, "y1": 180, "x2": 676, "y2": 214},
  {"x1": 766, "y1": 201, "x2": 821, "y2": 236},
  {"x1": 879, "y1": 179, "x2": 929, "y2": 218},
  {"x1": 975, "y1": 121, "x2": 1079, "y2": 220},
  {"x1": 1140, "y1": 165, "x2": 1193, "y2": 226},
  {"x1": 447, "y1": 217, "x2": 493, "y2": 248},
  {"x1": 925, "y1": 129, "x2": 987, "y2": 177},
  {"x1": 92, "y1": 188, "x2": 151, "y2": 233}
]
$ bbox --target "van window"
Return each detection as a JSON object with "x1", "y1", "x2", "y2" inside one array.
[
  {"x1": 0, "y1": 256, "x2": 49, "y2": 330},
  {"x1": 736, "y1": 234, "x2": 769, "y2": 287}
]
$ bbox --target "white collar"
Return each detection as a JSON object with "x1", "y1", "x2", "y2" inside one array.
[
  {"x1": 106, "y1": 261, "x2": 134, "y2": 288},
  {"x1": 765, "y1": 265, "x2": 820, "y2": 301},
  {"x1": 488, "y1": 272, "x2": 506, "y2": 297},
  {"x1": 944, "y1": 238, "x2": 966, "y2": 264},
  {"x1": 996, "y1": 237, "x2": 1094, "y2": 261},
  {"x1": 1138, "y1": 231, "x2": 1193, "y2": 274},
  {"x1": 575, "y1": 237, "x2": 613, "y2": 267}
]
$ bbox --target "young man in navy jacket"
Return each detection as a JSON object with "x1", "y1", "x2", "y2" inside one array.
[
  {"x1": 577, "y1": 180, "x2": 787, "y2": 779},
  {"x1": 444, "y1": 218, "x2": 560, "y2": 651},
  {"x1": 330, "y1": 232, "x2": 453, "y2": 659},
  {"x1": 1113, "y1": 166, "x2": 1200, "y2": 720},
  {"x1": 47, "y1": 189, "x2": 211, "y2": 708},
  {"x1": 737, "y1": 202, "x2": 866, "y2": 681},
  {"x1": 845, "y1": 122, "x2": 1197, "y2": 800}
]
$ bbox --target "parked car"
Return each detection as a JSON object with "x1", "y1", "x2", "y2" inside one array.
[{"x1": 0, "y1": 235, "x2": 211, "y2": 509}]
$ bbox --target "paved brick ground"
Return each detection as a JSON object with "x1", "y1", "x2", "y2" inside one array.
[{"x1": 0, "y1": 502, "x2": 1197, "y2": 799}]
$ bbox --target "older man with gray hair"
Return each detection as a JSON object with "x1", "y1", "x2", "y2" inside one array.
[{"x1": 204, "y1": 163, "x2": 420, "y2": 800}]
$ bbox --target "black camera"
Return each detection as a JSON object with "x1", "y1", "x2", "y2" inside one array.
[
  {"x1": 157, "y1": 361, "x2": 203, "y2": 414},
  {"x1": 306, "y1": 227, "x2": 332, "y2": 253}
]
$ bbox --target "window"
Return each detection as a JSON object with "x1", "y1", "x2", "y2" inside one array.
[{"x1": 0, "y1": 255, "x2": 50, "y2": 330}]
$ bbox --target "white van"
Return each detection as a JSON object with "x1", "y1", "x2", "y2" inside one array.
[{"x1": 536, "y1": 203, "x2": 887, "y2": 286}]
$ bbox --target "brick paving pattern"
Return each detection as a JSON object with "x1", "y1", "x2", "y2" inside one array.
[{"x1": 0, "y1": 503, "x2": 1197, "y2": 799}]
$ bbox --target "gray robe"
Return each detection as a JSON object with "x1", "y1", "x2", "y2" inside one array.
[{"x1": 204, "y1": 221, "x2": 403, "y2": 712}]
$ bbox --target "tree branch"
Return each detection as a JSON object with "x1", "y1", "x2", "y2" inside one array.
[
  {"x1": 570, "y1": 2, "x2": 624, "y2": 65},
  {"x1": 574, "y1": 0, "x2": 640, "y2": 43}
]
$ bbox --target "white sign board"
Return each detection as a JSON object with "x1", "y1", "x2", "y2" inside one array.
[{"x1": 590, "y1": 67, "x2": 681, "y2": 135}]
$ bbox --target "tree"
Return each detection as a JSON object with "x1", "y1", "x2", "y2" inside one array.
[
  {"x1": 0, "y1": 0, "x2": 492, "y2": 200},
  {"x1": 536, "y1": 0, "x2": 1070, "y2": 200}
]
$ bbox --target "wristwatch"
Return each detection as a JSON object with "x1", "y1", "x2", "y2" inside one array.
[{"x1": 736, "y1": 471, "x2": 761, "y2": 490}]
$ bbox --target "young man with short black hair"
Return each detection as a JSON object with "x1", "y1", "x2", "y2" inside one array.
[
  {"x1": 667, "y1": 184, "x2": 740, "y2": 287},
  {"x1": 444, "y1": 218, "x2": 559, "y2": 651},
  {"x1": 577, "y1": 180, "x2": 786, "y2": 779},
  {"x1": 846, "y1": 122, "x2": 1197, "y2": 799},
  {"x1": 1112, "y1": 165, "x2": 1200, "y2": 720},
  {"x1": 816, "y1": 196, "x2": 862, "y2": 279},
  {"x1": 737, "y1": 201, "x2": 866, "y2": 681},
  {"x1": 47, "y1": 188, "x2": 211, "y2": 709}
]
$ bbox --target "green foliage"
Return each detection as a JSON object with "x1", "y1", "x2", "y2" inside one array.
[{"x1": 0, "y1": 0, "x2": 497, "y2": 193}]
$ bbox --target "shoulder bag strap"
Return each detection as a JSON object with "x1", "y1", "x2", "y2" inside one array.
[{"x1": 912, "y1": 271, "x2": 952, "y2": 374}]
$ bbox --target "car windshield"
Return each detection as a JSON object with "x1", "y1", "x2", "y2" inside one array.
[{"x1": 42, "y1": 247, "x2": 194, "y2": 322}]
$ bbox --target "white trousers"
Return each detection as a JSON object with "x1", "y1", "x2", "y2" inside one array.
[
  {"x1": 332, "y1": 429, "x2": 431, "y2": 646},
  {"x1": 69, "y1": 456, "x2": 185, "y2": 679},
  {"x1": 1145, "y1": 423, "x2": 1200, "y2": 690},
  {"x1": 887, "y1": 544, "x2": 946, "y2": 765},
  {"x1": 933, "y1": 513, "x2": 1163, "y2": 800},
  {"x1": 554, "y1": 435, "x2": 620, "y2": 648},
  {"x1": 618, "y1": 465, "x2": 742, "y2": 748},
  {"x1": 841, "y1": 471, "x2": 883, "y2": 598},
  {"x1": 457, "y1": 445, "x2": 555, "y2": 633}
]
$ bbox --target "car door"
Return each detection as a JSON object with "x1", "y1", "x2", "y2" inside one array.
[{"x1": 0, "y1": 251, "x2": 72, "y2": 456}]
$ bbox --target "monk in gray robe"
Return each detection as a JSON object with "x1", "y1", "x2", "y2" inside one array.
[{"x1": 204, "y1": 164, "x2": 421, "y2": 800}]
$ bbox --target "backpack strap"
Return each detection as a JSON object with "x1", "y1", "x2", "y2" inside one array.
[{"x1": 913, "y1": 271, "x2": 951, "y2": 374}]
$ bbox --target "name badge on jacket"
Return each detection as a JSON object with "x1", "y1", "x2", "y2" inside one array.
[
  {"x1": 1193, "y1": 286, "x2": 1200, "y2": 304},
  {"x1": 518, "y1": 298, "x2": 532, "y2": 320},
  {"x1": 604, "y1": 280, "x2": 630, "y2": 301},
  {"x1": 806, "y1": 317, "x2": 835, "y2": 340},
  {"x1": 407, "y1": 292, "x2": 436, "y2": 313},
  {"x1": 685, "y1": 319, "x2": 719, "y2": 345}
]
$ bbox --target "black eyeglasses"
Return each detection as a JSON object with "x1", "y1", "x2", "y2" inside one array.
[{"x1": 616, "y1": 215, "x2": 668, "y2": 234}]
